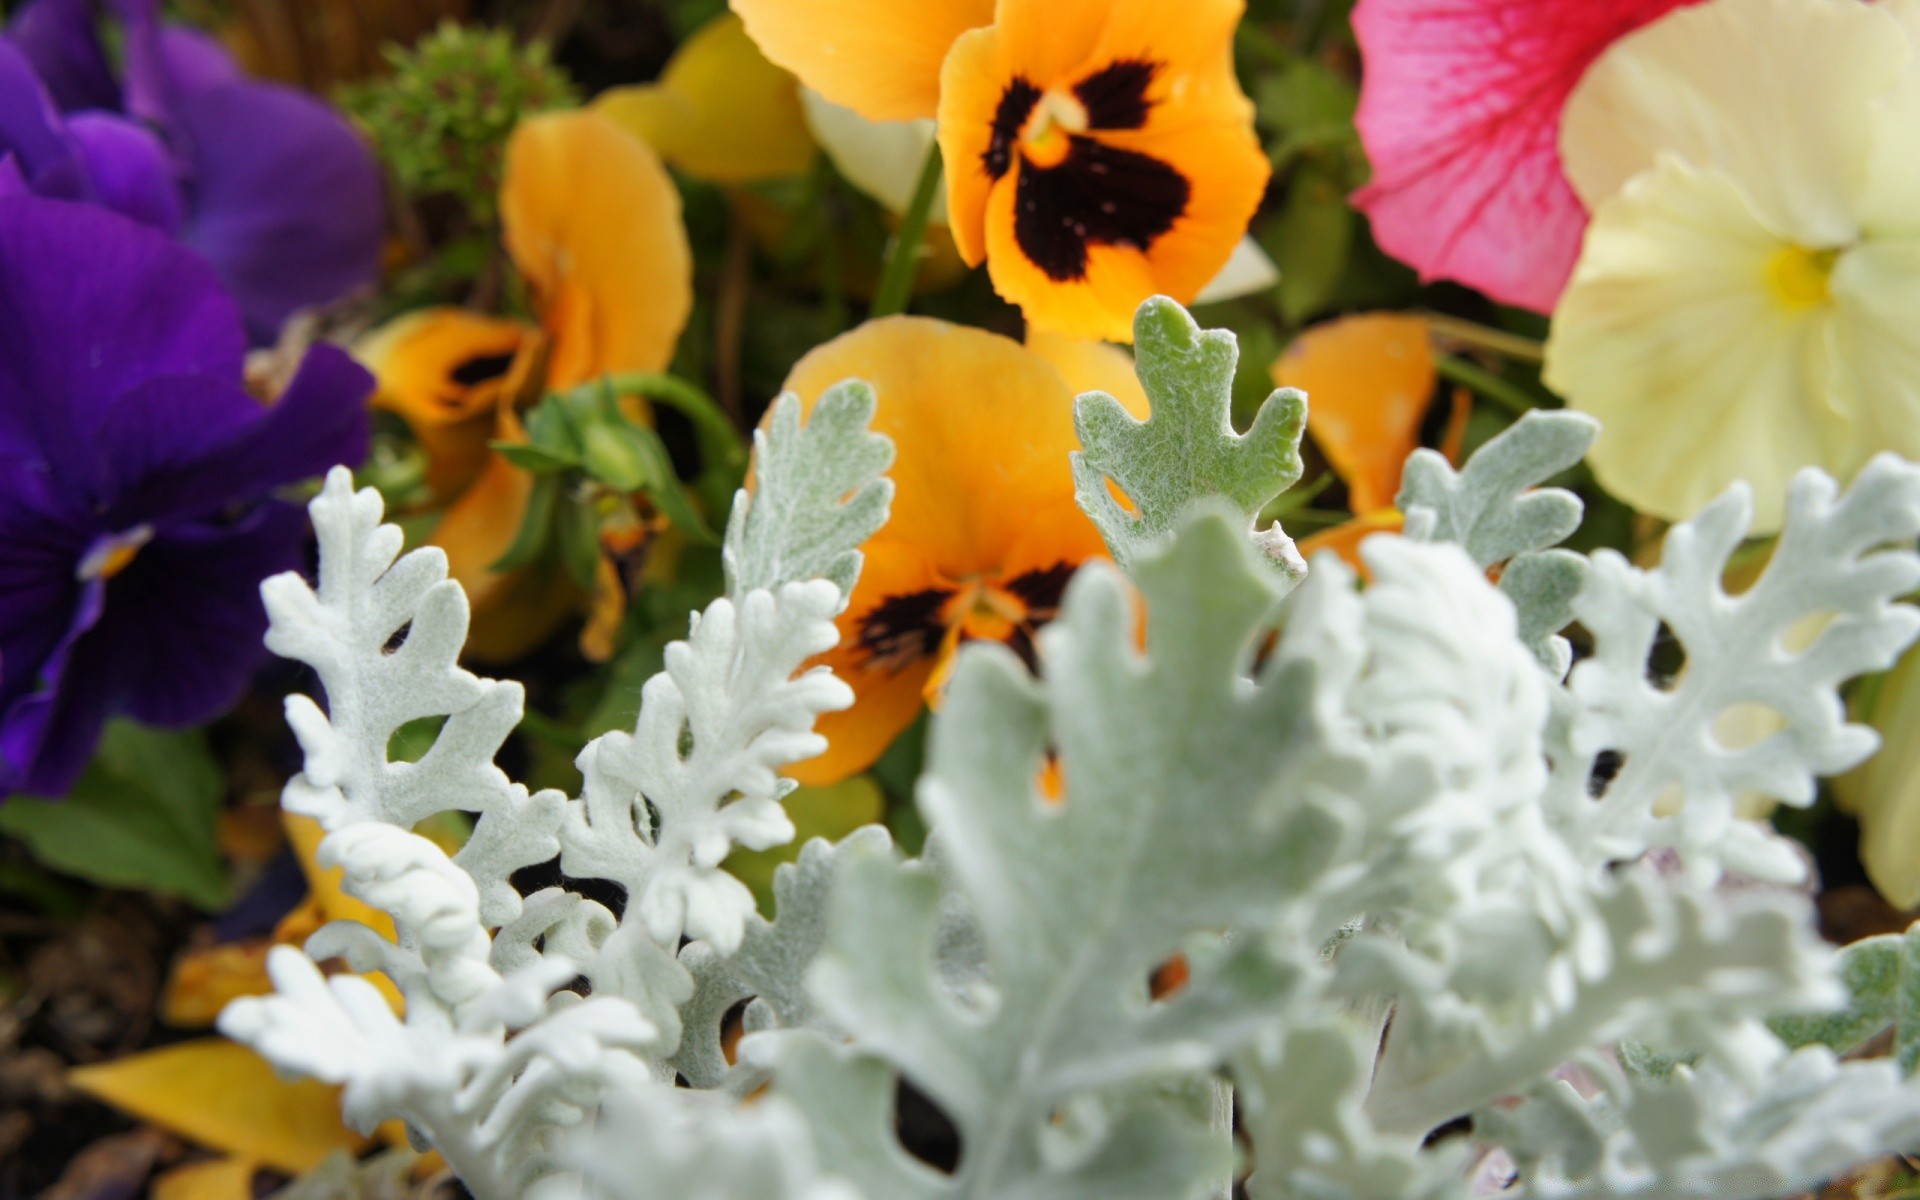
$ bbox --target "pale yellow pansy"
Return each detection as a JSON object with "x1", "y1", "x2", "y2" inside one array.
[{"x1": 1543, "y1": 0, "x2": 1920, "y2": 532}]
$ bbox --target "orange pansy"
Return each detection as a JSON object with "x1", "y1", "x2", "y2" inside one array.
[
  {"x1": 776, "y1": 317, "x2": 1141, "y2": 785},
  {"x1": 1272, "y1": 314, "x2": 1464, "y2": 568},
  {"x1": 938, "y1": 0, "x2": 1270, "y2": 342},
  {"x1": 731, "y1": 0, "x2": 995, "y2": 122},
  {"x1": 359, "y1": 109, "x2": 692, "y2": 659}
]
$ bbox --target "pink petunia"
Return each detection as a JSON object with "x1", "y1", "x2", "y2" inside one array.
[{"x1": 1351, "y1": 0, "x2": 1695, "y2": 312}]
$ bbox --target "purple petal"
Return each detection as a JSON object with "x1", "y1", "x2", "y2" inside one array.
[
  {"x1": 0, "y1": 194, "x2": 245, "y2": 488},
  {"x1": 0, "y1": 574, "x2": 111, "y2": 797},
  {"x1": 157, "y1": 25, "x2": 242, "y2": 97},
  {"x1": 66, "y1": 112, "x2": 183, "y2": 232},
  {"x1": 115, "y1": 503, "x2": 305, "y2": 727},
  {"x1": 0, "y1": 38, "x2": 81, "y2": 193},
  {"x1": 5, "y1": 0, "x2": 119, "y2": 113},
  {"x1": 172, "y1": 80, "x2": 384, "y2": 339},
  {"x1": 0, "y1": 462, "x2": 86, "y2": 718},
  {"x1": 104, "y1": 342, "x2": 371, "y2": 526}
]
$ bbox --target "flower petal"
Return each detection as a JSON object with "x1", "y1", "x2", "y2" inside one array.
[
  {"x1": 170, "y1": 79, "x2": 385, "y2": 340},
  {"x1": 65, "y1": 111, "x2": 184, "y2": 233},
  {"x1": 596, "y1": 13, "x2": 815, "y2": 185},
  {"x1": 501, "y1": 110, "x2": 692, "y2": 390},
  {"x1": 0, "y1": 195, "x2": 245, "y2": 483},
  {"x1": 779, "y1": 316, "x2": 1104, "y2": 576},
  {"x1": 731, "y1": 0, "x2": 993, "y2": 122},
  {"x1": 1544, "y1": 157, "x2": 1842, "y2": 532},
  {"x1": 5, "y1": 0, "x2": 119, "y2": 111},
  {"x1": 800, "y1": 88, "x2": 946, "y2": 221},
  {"x1": 357, "y1": 308, "x2": 534, "y2": 502},
  {"x1": 1351, "y1": 0, "x2": 1691, "y2": 312},
  {"x1": 1275, "y1": 313, "x2": 1434, "y2": 516},
  {"x1": 1828, "y1": 237, "x2": 1920, "y2": 473},
  {"x1": 1560, "y1": 0, "x2": 1906, "y2": 245},
  {"x1": 1024, "y1": 328, "x2": 1150, "y2": 418}
]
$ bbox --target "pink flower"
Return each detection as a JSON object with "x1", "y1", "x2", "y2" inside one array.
[{"x1": 1351, "y1": 0, "x2": 1695, "y2": 312}]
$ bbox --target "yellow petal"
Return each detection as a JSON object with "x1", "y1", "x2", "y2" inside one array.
[
  {"x1": 152, "y1": 1157, "x2": 257, "y2": 1200},
  {"x1": 1024, "y1": 329, "x2": 1151, "y2": 419},
  {"x1": 502, "y1": 110, "x2": 693, "y2": 390},
  {"x1": 596, "y1": 14, "x2": 815, "y2": 184},
  {"x1": 355, "y1": 309, "x2": 534, "y2": 502},
  {"x1": 1275, "y1": 314, "x2": 1436, "y2": 516},
  {"x1": 1836, "y1": 643, "x2": 1920, "y2": 908},
  {"x1": 70, "y1": 1040, "x2": 365, "y2": 1175},
  {"x1": 162, "y1": 941, "x2": 275, "y2": 1029},
  {"x1": 731, "y1": 0, "x2": 994, "y2": 122},
  {"x1": 284, "y1": 813, "x2": 396, "y2": 940}
]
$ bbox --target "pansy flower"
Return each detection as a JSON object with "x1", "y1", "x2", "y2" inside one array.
[
  {"x1": 1, "y1": 0, "x2": 383, "y2": 340},
  {"x1": 937, "y1": 0, "x2": 1270, "y2": 341},
  {"x1": 1351, "y1": 0, "x2": 1694, "y2": 312},
  {"x1": 1543, "y1": 0, "x2": 1920, "y2": 531},
  {"x1": 360, "y1": 109, "x2": 692, "y2": 661},
  {"x1": 0, "y1": 195, "x2": 370, "y2": 798},
  {"x1": 775, "y1": 317, "x2": 1145, "y2": 786},
  {"x1": 731, "y1": 0, "x2": 994, "y2": 123}
]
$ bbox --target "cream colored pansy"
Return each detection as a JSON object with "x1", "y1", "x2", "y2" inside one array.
[{"x1": 1543, "y1": 0, "x2": 1920, "y2": 531}]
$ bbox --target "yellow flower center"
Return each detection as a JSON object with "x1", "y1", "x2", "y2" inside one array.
[
  {"x1": 950, "y1": 579, "x2": 1029, "y2": 643},
  {"x1": 1765, "y1": 244, "x2": 1840, "y2": 312},
  {"x1": 75, "y1": 525, "x2": 155, "y2": 583},
  {"x1": 1021, "y1": 89, "x2": 1088, "y2": 170}
]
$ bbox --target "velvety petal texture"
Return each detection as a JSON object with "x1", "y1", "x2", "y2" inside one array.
[
  {"x1": 939, "y1": 0, "x2": 1268, "y2": 341},
  {"x1": 0, "y1": 196, "x2": 370, "y2": 798},
  {"x1": 1351, "y1": 0, "x2": 1693, "y2": 312}
]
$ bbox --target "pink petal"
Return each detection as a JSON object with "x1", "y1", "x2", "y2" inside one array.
[{"x1": 1352, "y1": 0, "x2": 1695, "y2": 312}]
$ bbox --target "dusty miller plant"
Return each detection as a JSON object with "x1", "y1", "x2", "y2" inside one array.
[{"x1": 224, "y1": 298, "x2": 1920, "y2": 1199}]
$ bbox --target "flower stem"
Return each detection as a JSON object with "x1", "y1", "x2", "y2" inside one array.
[
  {"x1": 1423, "y1": 313, "x2": 1546, "y2": 362},
  {"x1": 596, "y1": 372, "x2": 746, "y2": 469},
  {"x1": 1435, "y1": 355, "x2": 1541, "y2": 419},
  {"x1": 869, "y1": 141, "x2": 945, "y2": 320}
]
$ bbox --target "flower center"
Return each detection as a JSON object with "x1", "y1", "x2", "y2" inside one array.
[
  {"x1": 1020, "y1": 89, "x2": 1088, "y2": 169},
  {"x1": 1765, "y1": 244, "x2": 1839, "y2": 312},
  {"x1": 951, "y1": 580, "x2": 1029, "y2": 643},
  {"x1": 75, "y1": 524, "x2": 155, "y2": 583}
]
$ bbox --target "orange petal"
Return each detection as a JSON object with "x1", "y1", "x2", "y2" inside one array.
[
  {"x1": 355, "y1": 310, "x2": 534, "y2": 501},
  {"x1": 1275, "y1": 314, "x2": 1437, "y2": 516},
  {"x1": 69, "y1": 1040, "x2": 366, "y2": 1175},
  {"x1": 1024, "y1": 329, "x2": 1151, "y2": 418},
  {"x1": 502, "y1": 111, "x2": 693, "y2": 390},
  {"x1": 429, "y1": 450, "x2": 582, "y2": 663},
  {"x1": 597, "y1": 13, "x2": 815, "y2": 184},
  {"x1": 779, "y1": 316, "x2": 1107, "y2": 578},
  {"x1": 1299, "y1": 510, "x2": 1406, "y2": 572},
  {"x1": 732, "y1": 0, "x2": 994, "y2": 122}
]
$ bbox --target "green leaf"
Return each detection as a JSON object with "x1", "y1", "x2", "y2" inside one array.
[
  {"x1": 490, "y1": 472, "x2": 562, "y2": 572},
  {"x1": 0, "y1": 721, "x2": 230, "y2": 910},
  {"x1": 556, "y1": 491, "x2": 604, "y2": 591},
  {"x1": 627, "y1": 421, "x2": 720, "y2": 545},
  {"x1": 1770, "y1": 921, "x2": 1920, "y2": 1072},
  {"x1": 724, "y1": 382, "x2": 895, "y2": 599},
  {"x1": 1265, "y1": 163, "x2": 1354, "y2": 323},
  {"x1": 1070, "y1": 296, "x2": 1308, "y2": 583},
  {"x1": 491, "y1": 441, "x2": 580, "y2": 475}
]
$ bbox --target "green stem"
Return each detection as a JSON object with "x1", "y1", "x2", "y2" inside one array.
[
  {"x1": 595, "y1": 372, "x2": 746, "y2": 471},
  {"x1": 518, "y1": 708, "x2": 588, "y2": 753},
  {"x1": 1435, "y1": 355, "x2": 1541, "y2": 420},
  {"x1": 869, "y1": 141, "x2": 945, "y2": 319},
  {"x1": 1422, "y1": 313, "x2": 1546, "y2": 363}
]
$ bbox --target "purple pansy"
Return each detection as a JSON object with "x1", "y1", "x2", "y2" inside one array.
[
  {"x1": 0, "y1": 0, "x2": 383, "y2": 341},
  {"x1": 0, "y1": 194, "x2": 371, "y2": 798}
]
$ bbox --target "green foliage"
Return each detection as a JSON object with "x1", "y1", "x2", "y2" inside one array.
[
  {"x1": 1071, "y1": 297, "x2": 1308, "y2": 582},
  {"x1": 340, "y1": 22, "x2": 577, "y2": 221},
  {"x1": 0, "y1": 721, "x2": 230, "y2": 910},
  {"x1": 1772, "y1": 921, "x2": 1920, "y2": 1071}
]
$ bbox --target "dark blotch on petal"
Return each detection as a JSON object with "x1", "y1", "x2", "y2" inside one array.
[
  {"x1": 858, "y1": 587, "x2": 953, "y2": 672},
  {"x1": 1074, "y1": 60, "x2": 1157, "y2": 131},
  {"x1": 1003, "y1": 562, "x2": 1076, "y2": 620},
  {"x1": 450, "y1": 351, "x2": 517, "y2": 387},
  {"x1": 1014, "y1": 137, "x2": 1189, "y2": 282},
  {"x1": 983, "y1": 76, "x2": 1040, "y2": 181}
]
